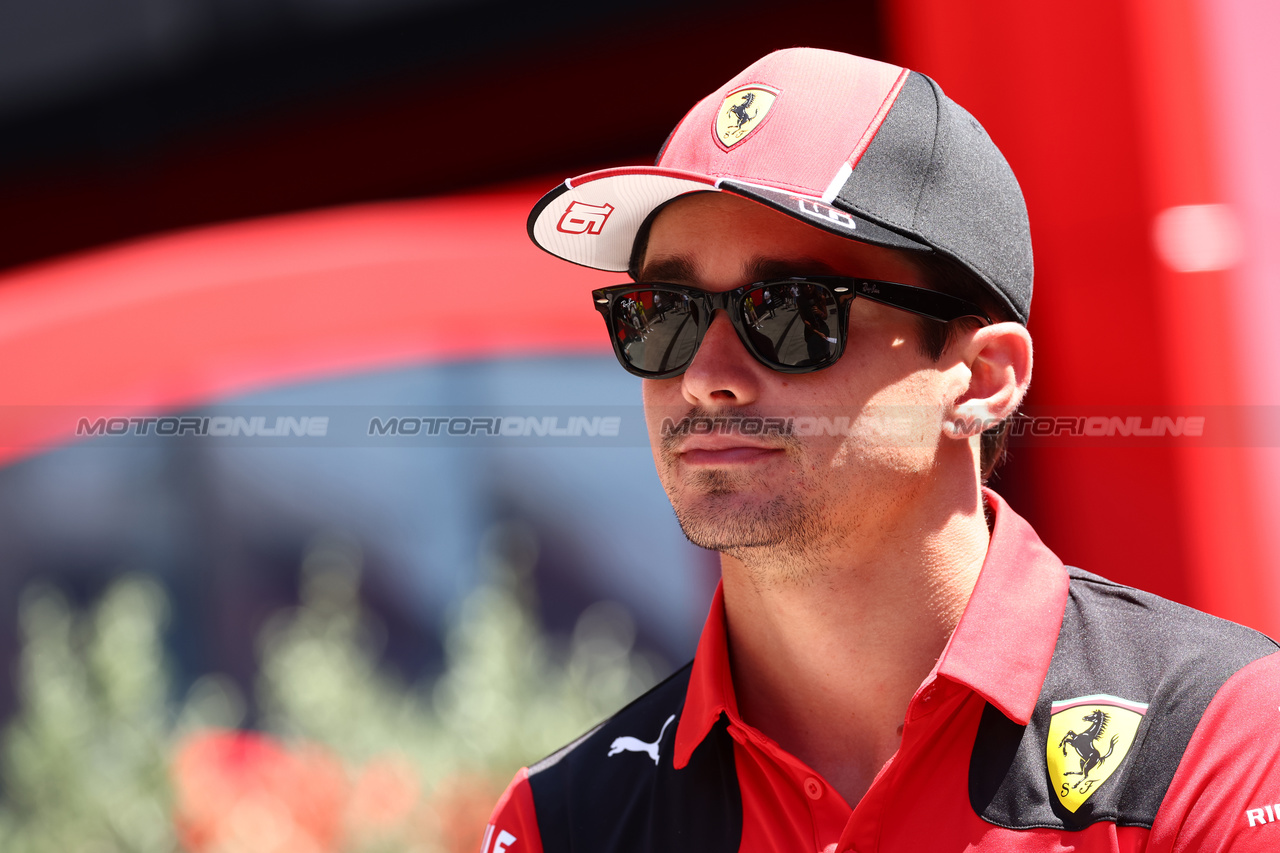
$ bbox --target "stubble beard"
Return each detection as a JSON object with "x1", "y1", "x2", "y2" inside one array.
[{"x1": 659, "y1": 453, "x2": 842, "y2": 588}]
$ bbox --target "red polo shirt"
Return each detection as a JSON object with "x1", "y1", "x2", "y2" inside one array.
[{"x1": 484, "y1": 491, "x2": 1280, "y2": 852}]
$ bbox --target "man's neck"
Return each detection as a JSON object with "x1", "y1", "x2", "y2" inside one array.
[{"x1": 718, "y1": 482, "x2": 991, "y2": 808}]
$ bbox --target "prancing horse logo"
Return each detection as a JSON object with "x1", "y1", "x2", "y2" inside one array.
[
  {"x1": 1058, "y1": 709, "x2": 1119, "y2": 795},
  {"x1": 715, "y1": 86, "x2": 778, "y2": 149},
  {"x1": 1046, "y1": 694, "x2": 1147, "y2": 812},
  {"x1": 607, "y1": 714, "x2": 675, "y2": 765},
  {"x1": 726, "y1": 92, "x2": 756, "y2": 133}
]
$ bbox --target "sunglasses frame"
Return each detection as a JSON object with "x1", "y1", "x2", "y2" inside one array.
[{"x1": 591, "y1": 276, "x2": 992, "y2": 379}]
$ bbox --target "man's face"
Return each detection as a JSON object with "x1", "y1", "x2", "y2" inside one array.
[{"x1": 639, "y1": 193, "x2": 967, "y2": 573}]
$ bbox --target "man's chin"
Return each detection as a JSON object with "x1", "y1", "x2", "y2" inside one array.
[{"x1": 669, "y1": 492, "x2": 824, "y2": 553}]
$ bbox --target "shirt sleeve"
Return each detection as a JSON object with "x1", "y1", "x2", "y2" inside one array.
[
  {"x1": 480, "y1": 768, "x2": 544, "y2": 853},
  {"x1": 1147, "y1": 651, "x2": 1280, "y2": 852}
]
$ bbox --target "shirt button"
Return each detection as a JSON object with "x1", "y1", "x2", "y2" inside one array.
[{"x1": 804, "y1": 777, "x2": 823, "y2": 799}]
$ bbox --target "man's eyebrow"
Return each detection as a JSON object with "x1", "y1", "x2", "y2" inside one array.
[{"x1": 636, "y1": 256, "x2": 699, "y2": 282}]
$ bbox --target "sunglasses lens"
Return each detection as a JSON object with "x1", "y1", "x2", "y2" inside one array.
[
  {"x1": 610, "y1": 288, "x2": 702, "y2": 376},
  {"x1": 745, "y1": 283, "x2": 840, "y2": 369}
]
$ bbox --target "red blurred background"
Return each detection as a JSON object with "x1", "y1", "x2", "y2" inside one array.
[{"x1": 0, "y1": 0, "x2": 1276, "y2": 670}]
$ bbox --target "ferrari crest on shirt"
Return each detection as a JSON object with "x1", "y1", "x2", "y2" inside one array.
[
  {"x1": 1046, "y1": 694, "x2": 1148, "y2": 812},
  {"x1": 715, "y1": 85, "x2": 778, "y2": 149}
]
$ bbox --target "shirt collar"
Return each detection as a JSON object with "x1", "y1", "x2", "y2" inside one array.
[
  {"x1": 937, "y1": 488, "x2": 1069, "y2": 725},
  {"x1": 672, "y1": 488, "x2": 1068, "y2": 767},
  {"x1": 673, "y1": 581, "x2": 736, "y2": 769}
]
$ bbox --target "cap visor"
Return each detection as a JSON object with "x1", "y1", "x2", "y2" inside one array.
[{"x1": 528, "y1": 167, "x2": 930, "y2": 273}]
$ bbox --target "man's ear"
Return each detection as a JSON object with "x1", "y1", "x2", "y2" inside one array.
[{"x1": 944, "y1": 322, "x2": 1033, "y2": 438}]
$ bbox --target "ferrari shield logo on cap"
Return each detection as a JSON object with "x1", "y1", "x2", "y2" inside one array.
[
  {"x1": 1046, "y1": 694, "x2": 1148, "y2": 812},
  {"x1": 715, "y1": 85, "x2": 778, "y2": 149}
]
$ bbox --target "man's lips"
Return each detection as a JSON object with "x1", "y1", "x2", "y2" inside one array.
[{"x1": 676, "y1": 439, "x2": 786, "y2": 465}]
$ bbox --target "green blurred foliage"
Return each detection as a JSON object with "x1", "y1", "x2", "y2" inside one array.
[
  {"x1": 0, "y1": 522, "x2": 661, "y2": 853},
  {"x1": 0, "y1": 579, "x2": 176, "y2": 853}
]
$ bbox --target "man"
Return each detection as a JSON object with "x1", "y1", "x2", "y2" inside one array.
[{"x1": 483, "y1": 48, "x2": 1280, "y2": 852}]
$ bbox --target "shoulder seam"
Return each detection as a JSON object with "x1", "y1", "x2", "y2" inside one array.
[{"x1": 528, "y1": 660, "x2": 694, "y2": 776}]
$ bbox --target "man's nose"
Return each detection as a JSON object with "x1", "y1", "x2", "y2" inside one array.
[{"x1": 679, "y1": 311, "x2": 762, "y2": 407}]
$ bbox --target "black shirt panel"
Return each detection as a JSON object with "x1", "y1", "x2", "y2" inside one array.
[
  {"x1": 970, "y1": 567, "x2": 1279, "y2": 830},
  {"x1": 528, "y1": 662, "x2": 744, "y2": 853}
]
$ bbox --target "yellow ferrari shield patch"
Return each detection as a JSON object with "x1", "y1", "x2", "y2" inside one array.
[
  {"x1": 1046, "y1": 694, "x2": 1148, "y2": 812},
  {"x1": 715, "y1": 86, "x2": 778, "y2": 149}
]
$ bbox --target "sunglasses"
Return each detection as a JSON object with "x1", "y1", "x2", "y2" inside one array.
[{"x1": 592, "y1": 276, "x2": 991, "y2": 378}]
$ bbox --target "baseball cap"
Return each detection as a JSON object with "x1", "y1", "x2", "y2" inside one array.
[{"x1": 527, "y1": 47, "x2": 1033, "y2": 323}]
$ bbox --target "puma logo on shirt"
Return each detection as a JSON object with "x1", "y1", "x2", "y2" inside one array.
[{"x1": 607, "y1": 714, "x2": 675, "y2": 765}]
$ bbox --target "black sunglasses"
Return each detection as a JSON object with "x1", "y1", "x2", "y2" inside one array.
[{"x1": 592, "y1": 276, "x2": 991, "y2": 378}]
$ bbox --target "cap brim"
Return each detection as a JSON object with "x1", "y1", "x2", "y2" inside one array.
[{"x1": 527, "y1": 166, "x2": 932, "y2": 273}]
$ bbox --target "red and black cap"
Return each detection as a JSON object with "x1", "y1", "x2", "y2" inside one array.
[{"x1": 528, "y1": 48, "x2": 1033, "y2": 323}]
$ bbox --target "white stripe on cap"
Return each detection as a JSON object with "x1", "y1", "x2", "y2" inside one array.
[{"x1": 821, "y1": 162, "x2": 853, "y2": 204}]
